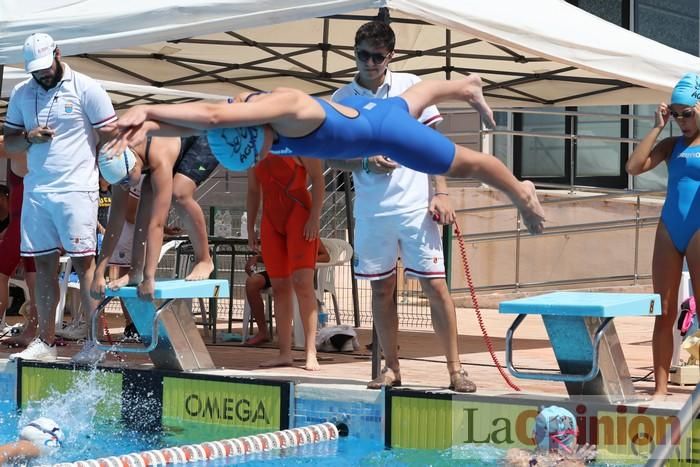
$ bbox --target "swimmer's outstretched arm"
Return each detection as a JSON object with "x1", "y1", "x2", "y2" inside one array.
[
  {"x1": 117, "y1": 92, "x2": 300, "y2": 132},
  {"x1": 91, "y1": 187, "x2": 130, "y2": 299},
  {"x1": 0, "y1": 440, "x2": 40, "y2": 463}
]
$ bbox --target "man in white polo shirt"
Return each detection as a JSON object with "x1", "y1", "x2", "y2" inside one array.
[
  {"x1": 3, "y1": 33, "x2": 117, "y2": 363},
  {"x1": 329, "y1": 21, "x2": 475, "y2": 392}
]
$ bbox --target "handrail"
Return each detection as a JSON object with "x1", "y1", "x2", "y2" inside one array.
[{"x1": 645, "y1": 384, "x2": 700, "y2": 466}]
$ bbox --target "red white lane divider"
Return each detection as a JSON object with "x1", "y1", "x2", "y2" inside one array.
[{"x1": 54, "y1": 422, "x2": 340, "y2": 467}]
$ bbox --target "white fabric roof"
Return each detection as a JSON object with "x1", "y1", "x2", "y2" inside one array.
[
  {"x1": 1, "y1": 0, "x2": 699, "y2": 110},
  {"x1": 1, "y1": 66, "x2": 227, "y2": 104}
]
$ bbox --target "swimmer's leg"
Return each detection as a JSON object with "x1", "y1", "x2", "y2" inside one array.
[
  {"x1": 399, "y1": 74, "x2": 495, "y2": 128},
  {"x1": 445, "y1": 145, "x2": 545, "y2": 235}
]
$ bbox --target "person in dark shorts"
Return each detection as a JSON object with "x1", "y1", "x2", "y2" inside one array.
[{"x1": 92, "y1": 135, "x2": 218, "y2": 302}]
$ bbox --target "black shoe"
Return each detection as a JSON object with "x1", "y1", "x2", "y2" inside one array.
[{"x1": 122, "y1": 323, "x2": 141, "y2": 342}]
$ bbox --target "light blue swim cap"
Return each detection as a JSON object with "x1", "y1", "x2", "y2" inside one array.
[
  {"x1": 207, "y1": 126, "x2": 266, "y2": 172},
  {"x1": 671, "y1": 73, "x2": 700, "y2": 107},
  {"x1": 98, "y1": 147, "x2": 137, "y2": 185},
  {"x1": 533, "y1": 406, "x2": 577, "y2": 453}
]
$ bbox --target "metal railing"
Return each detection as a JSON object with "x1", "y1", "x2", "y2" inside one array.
[{"x1": 449, "y1": 185, "x2": 663, "y2": 294}]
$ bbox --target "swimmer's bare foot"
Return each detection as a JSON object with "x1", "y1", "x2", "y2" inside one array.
[
  {"x1": 244, "y1": 333, "x2": 270, "y2": 346},
  {"x1": 304, "y1": 353, "x2": 321, "y2": 371},
  {"x1": 367, "y1": 367, "x2": 402, "y2": 389},
  {"x1": 109, "y1": 271, "x2": 141, "y2": 290},
  {"x1": 513, "y1": 180, "x2": 545, "y2": 235},
  {"x1": 259, "y1": 355, "x2": 294, "y2": 368},
  {"x1": 463, "y1": 74, "x2": 496, "y2": 129},
  {"x1": 185, "y1": 260, "x2": 214, "y2": 281}
]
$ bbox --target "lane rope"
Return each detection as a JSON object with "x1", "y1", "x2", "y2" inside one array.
[{"x1": 53, "y1": 422, "x2": 340, "y2": 467}]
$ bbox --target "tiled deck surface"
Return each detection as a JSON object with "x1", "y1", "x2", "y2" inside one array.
[{"x1": 1, "y1": 306, "x2": 694, "y2": 408}]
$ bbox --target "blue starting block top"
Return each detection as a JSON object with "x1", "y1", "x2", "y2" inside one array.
[
  {"x1": 499, "y1": 291, "x2": 660, "y2": 317},
  {"x1": 105, "y1": 279, "x2": 230, "y2": 300}
]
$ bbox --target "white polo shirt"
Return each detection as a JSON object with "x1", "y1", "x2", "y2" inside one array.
[
  {"x1": 332, "y1": 69, "x2": 442, "y2": 219},
  {"x1": 4, "y1": 63, "x2": 117, "y2": 193}
]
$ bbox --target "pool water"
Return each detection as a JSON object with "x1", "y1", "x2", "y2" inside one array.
[{"x1": 2, "y1": 396, "x2": 510, "y2": 466}]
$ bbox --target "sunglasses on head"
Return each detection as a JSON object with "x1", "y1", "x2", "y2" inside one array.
[
  {"x1": 670, "y1": 109, "x2": 695, "y2": 119},
  {"x1": 355, "y1": 49, "x2": 390, "y2": 65}
]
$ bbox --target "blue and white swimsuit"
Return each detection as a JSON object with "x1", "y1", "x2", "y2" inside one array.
[
  {"x1": 661, "y1": 137, "x2": 700, "y2": 253},
  {"x1": 269, "y1": 96, "x2": 456, "y2": 175}
]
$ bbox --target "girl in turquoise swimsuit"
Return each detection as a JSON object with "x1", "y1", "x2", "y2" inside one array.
[
  {"x1": 626, "y1": 72, "x2": 700, "y2": 397},
  {"x1": 109, "y1": 74, "x2": 545, "y2": 237}
]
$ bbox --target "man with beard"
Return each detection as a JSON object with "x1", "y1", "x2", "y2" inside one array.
[{"x1": 3, "y1": 33, "x2": 117, "y2": 363}]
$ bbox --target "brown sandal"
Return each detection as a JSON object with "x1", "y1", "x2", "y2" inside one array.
[
  {"x1": 449, "y1": 369, "x2": 477, "y2": 393},
  {"x1": 367, "y1": 368, "x2": 402, "y2": 389}
]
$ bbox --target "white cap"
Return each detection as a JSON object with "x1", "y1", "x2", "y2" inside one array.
[
  {"x1": 98, "y1": 147, "x2": 137, "y2": 184},
  {"x1": 19, "y1": 417, "x2": 64, "y2": 453},
  {"x1": 23, "y1": 33, "x2": 57, "y2": 73}
]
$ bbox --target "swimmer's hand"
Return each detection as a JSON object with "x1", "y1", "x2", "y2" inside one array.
[
  {"x1": 367, "y1": 156, "x2": 399, "y2": 174},
  {"x1": 655, "y1": 102, "x2": 671, "y2": 129},
  {"x1": 569, "y1": 444, "x2": 597, "y2": 463},
  {"x1": 117, "y1": 105, "x2": 149, "y2": 130},
  {"x1": 90, "y1": 276, "x2": 107, "y2": 300}
]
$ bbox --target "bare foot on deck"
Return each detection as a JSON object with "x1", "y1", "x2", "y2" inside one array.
[
  {"x1": 463, "y1": 74, "x2": 496, "y2": 129},
  {"x1": 514, "y1": 180, "x2": 545, "y2": 235},
  {"x1": 186, "y1": 260, "x2": 214, "y2": 281},
  {"x1": 259, "y1": 355, "x2": 294, "y2": 368},
  {"x1": 244, "y1": 333, "x2": 270, "y2": 346},
  {"x1": 304, "y1": 354, "x2": 321, "y2": 371}
]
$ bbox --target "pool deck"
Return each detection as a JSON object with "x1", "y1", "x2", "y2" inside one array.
[{"x1": 0, "y1": 307, "x2": 694, "y2": 409}]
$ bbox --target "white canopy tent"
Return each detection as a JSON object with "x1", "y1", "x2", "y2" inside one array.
[
  {"x1": 1, "y1": 0, "x2": 699, "y2": 115},
  {"x1": 1, "y1": 66, "x2": 227, "y2": 108}
]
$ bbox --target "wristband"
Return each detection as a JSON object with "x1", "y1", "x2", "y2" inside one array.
[
  {"x1": 434, "y1": 192, "x2": 449, "y2": 196},
  {"x1": 24, "y1": 131, "x2": 32, "y2": 146},
  {"x1": 361, "y1": 158, "x2": 371, "y2": 174}
]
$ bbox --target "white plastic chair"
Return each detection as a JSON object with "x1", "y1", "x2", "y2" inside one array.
[{"x1": 316, "y1": 238, "x2": 353, "y2": 326}]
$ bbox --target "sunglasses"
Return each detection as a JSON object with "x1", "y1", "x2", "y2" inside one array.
[
  {"x1": 670, "y1": 109, "x2": 695, "y2": 119},
  {"x1": 355, "y1": 49, "x2": 390, "y2": 65}
]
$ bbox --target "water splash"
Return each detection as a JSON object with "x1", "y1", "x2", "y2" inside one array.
[{"x1": 16, "y1": 367, "x2": 155, "y2": 462}]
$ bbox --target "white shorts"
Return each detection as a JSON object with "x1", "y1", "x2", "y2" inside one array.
[
  {"x1": 108, "y1": 222, "x2": 135, "y2": 267},
  {"x1": 353, "y1": 208, "x2": 445, "y2": 280},
  {"x1": 20, "y1": 191, "x2": 98, "y2": 257}
]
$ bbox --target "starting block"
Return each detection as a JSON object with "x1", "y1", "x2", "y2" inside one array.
[
  {"x1": 93, "y1": 279, "x2": 229, "y2": 371},
  {"x1": 499, "y1": 292, "x2": 660, "y2": 403}
]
